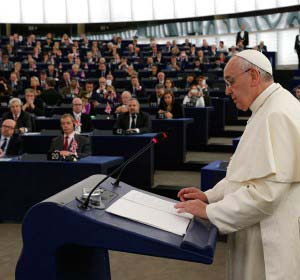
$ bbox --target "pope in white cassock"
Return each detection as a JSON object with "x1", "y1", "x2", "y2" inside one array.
[{"x1": 175, "y1": 50, "x2": 300, "y2": 280}]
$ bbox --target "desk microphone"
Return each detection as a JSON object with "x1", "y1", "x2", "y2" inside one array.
[{"x1": 78, "y1": 132, "x2": 168, "y2": 210}]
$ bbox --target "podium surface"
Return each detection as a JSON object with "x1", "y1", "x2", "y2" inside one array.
[{"x1": 16, "y1": 175, "x2": 218, "y2": 280}]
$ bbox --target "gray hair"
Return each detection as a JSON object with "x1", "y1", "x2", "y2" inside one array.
[
  {"x1": 9, "y1": 98, "x2": 22, "y2": 107},
  {"x1": 121, "y1": 91, "x2": 132, "y2": 98},
  {"x1": 237, "y1": 57, "x2": 273, "y2": 83},
  {"x1": 128, "y1": 98, "x2": 140, "y2": 107}
]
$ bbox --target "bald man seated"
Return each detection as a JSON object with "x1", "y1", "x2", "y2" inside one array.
[
  {"x1": 72, "y1": 98, "x2": 93, "y2": 133},
  {"x1": 0, "y1": 119, "x2": 23, "y2": 157}
]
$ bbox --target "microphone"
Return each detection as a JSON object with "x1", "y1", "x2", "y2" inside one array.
[{"x1": 78, "y1": 132, "x2": 168, "y2": 210}]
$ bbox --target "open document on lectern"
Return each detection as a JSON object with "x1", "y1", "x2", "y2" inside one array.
[{"x1": 106, "y1": 190, "x2": 193, "y2": 236}]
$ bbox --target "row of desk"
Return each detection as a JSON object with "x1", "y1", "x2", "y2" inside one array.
[{"x1": 0, "y1": 155, "x2": 124, "y2": 221}]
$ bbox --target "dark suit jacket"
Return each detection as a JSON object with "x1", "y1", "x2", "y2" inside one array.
[
  {"x1": 48, "y1": 134, "x2": 91, "y2": 158},
  {"x1": 0, "y1": 134, "x2": 23, "y2": 156},
  {"x1": 40, "y1": 88, "x2": 62, "y2": 106},
  {"x1": 114, "y1": 112, "x2": 151, "y2": 133},
  {"x1": 236, "y1": 31, "x2": 249, "y2": 47},
  {"x1": 2, "y1": 111, "x2": 33, "y2": 132},
  {"x1": 157, "y1": 101, "x2": 184, "y2": 119},
  {"x1": 72, "y1": 112, "x2": 93, "y2": 133}
]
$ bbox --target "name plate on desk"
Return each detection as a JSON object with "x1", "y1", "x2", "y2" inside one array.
[{"x1": 106, "y1": 190, "x2": 193, "y2": 236}]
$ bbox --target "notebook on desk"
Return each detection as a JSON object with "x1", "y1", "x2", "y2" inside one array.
[{"x1": 106, "y1": 190, "x2": 193, "y2": 236}]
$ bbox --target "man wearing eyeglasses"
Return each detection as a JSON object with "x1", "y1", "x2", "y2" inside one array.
[
  {"x1": 0, "y1": 119, "x2": 22, "y2": 157},
  {"x1": 176, "y1": 50, "x2": 300, "y2": 280}
]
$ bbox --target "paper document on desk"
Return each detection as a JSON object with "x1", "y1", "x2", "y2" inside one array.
[{"x1": 106, "y1": 190, "x2": 193, "y2": 236}]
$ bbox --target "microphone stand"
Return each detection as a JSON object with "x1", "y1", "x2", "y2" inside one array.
[{"x1": 78, "y1": 134, "x2": 165, "y2": 210}]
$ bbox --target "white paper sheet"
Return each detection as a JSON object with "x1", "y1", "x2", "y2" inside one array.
[{"x1": 106, "y1": 190, "x2": 193, "y2": 236}]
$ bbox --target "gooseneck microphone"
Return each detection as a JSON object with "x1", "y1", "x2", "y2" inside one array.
[{"x1": 78, "y1": 132, "x2": 168, "y2": 210}]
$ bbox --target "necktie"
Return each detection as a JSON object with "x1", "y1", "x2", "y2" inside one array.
[
  {"x1": 131, "y1": 114, "x2": 136, "y2": 129},
  {"x1": 14, "y1": 115, "x2": 18, "y2": 121},
  {"x1": 1, "y1": 138, "x2": 7, "y2": 150},
  {"x1": 63, "y1": 136, "x2": 69, "y2": 150}
]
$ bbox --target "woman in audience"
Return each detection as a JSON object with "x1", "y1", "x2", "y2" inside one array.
[
  {"x1": 164, "y1": 78, "x2": 177, "y2": 93},
  {"x1": 30, "y1": 76, "x2": 42, "y2": 96},
  {"x1": 183, "y1": 85, "x2": 205, "y2": 108},
  {"x1": 157, "y1": 90, "x2": 184, "y2": 119}
]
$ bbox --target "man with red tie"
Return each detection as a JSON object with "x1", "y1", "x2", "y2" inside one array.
[{"x1": 48, "y1": 114, "x2": 91, "y2": 159}]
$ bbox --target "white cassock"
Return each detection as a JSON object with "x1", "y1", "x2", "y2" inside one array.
[{"x1": 205, "y1": 83, "x2": 300, "y2": 280}]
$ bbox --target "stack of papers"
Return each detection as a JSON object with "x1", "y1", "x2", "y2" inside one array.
[{"x1": 106, "y1": 190, "x2": 193, "y2": 236}]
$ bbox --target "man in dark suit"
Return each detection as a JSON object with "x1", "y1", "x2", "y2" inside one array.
[
  {"x1": 236, "y1": 24, "x2": 249, "y2": 48},
  {"x1": 72, "y1": 97, "x2": 93, "y2": 133},
  {"x1": 127, "y1": 76, "x2": 146, "y2": 98},
  {"x1": 114, "y1": 98, "x2": 151, "y2": 134},
  {"x1": 2, "y1": 98, "x2": 33, "y2": 133},
  {"x1": 48, "y1": 114, "x2": 91, "y2": 159},
  {"x1": 149, "y1": 84, "x2": 164, "y2": 106},
  {"x1": 0, "y1": 119, "x2": 22, "y2": 157},
  {"x1": 40, "y1": 78, "x2": 62, "y2": 106}
]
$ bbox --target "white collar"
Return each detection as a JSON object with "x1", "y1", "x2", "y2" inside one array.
[{"x1": 249, "y1": 83, "x2": 280, "y2": 114}]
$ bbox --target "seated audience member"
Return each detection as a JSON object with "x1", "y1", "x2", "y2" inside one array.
[
  {"x1": 114, "y1": 98, "x2": 151, "y2": 134},
  {"x1": 218, "y1": 41, "x2": 228, "y2": 52},
  {"x1": 81, "y1": 93, "x2": 96, "y2": 116},
  {"x1": 157, "y1": 71, "x2": 165, "y2": 85},
  {"x1": 72, "y1": 97, "x2": 93, "y2": 133},
  {"x1": 40, "y1": 78, "x2": 62, "y2": 106},
  {"x1": 149, "y1": 65, "x2": 159, "y2": 79},
  {"x1": 48, "y1": 114, "x2": 91, "y2": 159},
  {"x1": 197, "y1": 76, "x2": 210, "y2": 105},
  {"x1": 157, "y1": 91, "x2": 184, "y2": 119},
  {"x1": 39, "y1": 71, "x2": 48, "y2": 90},
  {"x1": 84, "y1": 81, "x2": 95, "y2": 99},
  {"x1": 61, "y1": 78, "x2": 82, "y2": 98},
  {"x1": 91, "y1": 77, "x2": 107, "y2": 106},
  {"x1": 70, "y1": 64, "x2": 84, "y2": 80},
  {"x1": 193, "y1": 58, "x2": 205, "y2": 71},
  {"x1": 0, "y1": 54, "x2": 14, "y2": 71},
  {"x1": 183, "y1": 85, "x2": 205, "y2": 108},
  {"x1": 9, "y1": 72, "x2": 23, "y2": 97},
  {"x1": 184, "y1": 74, "x2": 196, "y2": 89},
  {"x1": 115, "y1": 91, "x2": 132, "y2": 114},
  {"x1": 127, "y1": 76, "x2": 145, "y2": 98},
  {"x1": 0, "y1": 119, "x2": 22, "y2": 157},
  {"x1": 166, "y1": 55, "x2": 181, "y2": 71},
  {"x1": 257, "y1": 41, "x2": 267, "y2": 52},
  {"x1": 164, "y1": 78, "x2": 177, "y2": 92},
  {"x1": 149, "y1": 84, "x2": 165, "y2": 106},
  {"x1": 118, "y1": 56, "x2": 129, "y2": 71},
  {"x1": 22, "y1": 88, "x2": 45, "y2": 116},
  {"x1": 103, "y1": 85, "x2": 119, "y2": 105},
  {"x1": 0, "y1": 77, "x2": 12, "y2": 96},
  {"x1": 95, "y1": 63, "x2": 108, "y2": 78},
  {"x1": 2, "y1": 98, "x2": 32, "y2": 133},
  {"x1": 59, "y1": 71, "x2": 71, "y2": 89},
  {"x1": 196, "y1": 50, "x2": 209, "y2": 64},
  {"x1": 30, "y1": 76, "x2": 42, "y2": 96}
]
